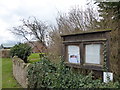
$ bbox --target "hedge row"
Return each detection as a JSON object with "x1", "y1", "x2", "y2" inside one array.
[{"x1": 27, "y1": 58, "x2": 119, "y2": 88}]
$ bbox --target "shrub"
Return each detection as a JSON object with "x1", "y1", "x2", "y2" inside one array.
[
  {"x1": 27, "y1": 57, "x2": 120, "y2": 88},
  {"x1": 10, "y1": 43, "x2": 32, "y2": 63}
]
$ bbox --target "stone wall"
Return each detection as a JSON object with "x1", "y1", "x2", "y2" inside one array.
[
  {"x1": 12, "y1": 56, "x2": 30, "y2": 88},
  {"x1": 0, "y1": 49, "x2": 10, "y2": 58}
]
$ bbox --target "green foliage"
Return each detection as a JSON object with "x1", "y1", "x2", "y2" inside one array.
[
  {"x1": 27, "y1": 58, "x2": 119, "y2": 88},
  {"x1": 10, "y1": 43, "x2": 32, "y2": 63},
  {"x1": 103, "y1": 42, "x2": 108, "y2": 72},
  {"x1": 97, "y1": 2, "x2": 120, "y2": 20},
  {"x1": 96, "y1": 1, "x2": 120, "y2": 80}
]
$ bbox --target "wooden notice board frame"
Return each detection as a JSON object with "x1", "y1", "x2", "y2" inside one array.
[{"x1": 61, "y1": 30, "x2": 111, "y2": 71}]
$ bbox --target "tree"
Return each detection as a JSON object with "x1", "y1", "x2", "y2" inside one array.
[
  {"x1": 48, "y1": 6, "x2": 99, "y2": 63},
  {"x1": 10, "y1": 43, "x2": 32, "y2": 63},
  {"x1": 55, "y1": 7, "x2": 99, "y2": 33},
  {"x1": 96, "y1": 1, "x2": 120, "y2": 80},
  {"x1": 10, "y1": 17, "x2": 48, "y2": 53},
  {"x1": 98, "y1": 2, "x2": 120, "y2": 20},
  {"x1": 96, "y1": 2, "x2": 120, "y2": 28}
]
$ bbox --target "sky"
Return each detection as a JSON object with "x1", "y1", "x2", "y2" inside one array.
[{"x1": 0, "y1": 0, "x2": 89, "y2": 44}]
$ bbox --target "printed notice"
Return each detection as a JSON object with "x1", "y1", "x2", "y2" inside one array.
[{"x1": 68, "y1": 45, "x2": 80, "y2": 63}]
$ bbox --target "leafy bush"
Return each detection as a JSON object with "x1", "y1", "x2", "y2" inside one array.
[
  {"x1": 27, "y1": 57, "x2": 120, "y2": 88},
  {"x1": 10, "y1": 43, "x2": 32, "y2": 63}
]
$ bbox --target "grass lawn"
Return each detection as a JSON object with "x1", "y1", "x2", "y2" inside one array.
[
  {"x1": 1, "y1": 53, "x2": 41, "y2": 88},
  {"x1": 2, "y1": 58, "x2": 21, "y2": 88},
  {"x1": 28, "y1": 53, "x2": 41, "y2": 63}
]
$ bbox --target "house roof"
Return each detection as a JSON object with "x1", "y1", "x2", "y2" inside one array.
[{"x1": 1, "y1": 43, "x2": 15, "y2": 48}]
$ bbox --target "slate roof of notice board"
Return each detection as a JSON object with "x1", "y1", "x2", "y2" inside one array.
[{"x1": 61, "y1": 29, "x2": 111, "y2": 37}]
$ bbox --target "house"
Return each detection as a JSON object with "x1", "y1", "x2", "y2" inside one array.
[
  {"x1": 0, "y1": 45, "x2": 2, "y2": 49},
  {"x1": 0, "y1": 43, "x2": 15, "y2": 49},
  {"x1": 0, "y1": 43, "x2": 16, "y2": 58},
  {"x1": 26, "y1": 41, "x2": 46, "y2": 53}
]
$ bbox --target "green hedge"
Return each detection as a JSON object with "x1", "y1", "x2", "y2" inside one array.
[
  {"x1": 27, "y1": 58, "x2": 119, "y2": 88},
  {"x1": 10, "y1": 43, "x2": 32, "y2": 63}
]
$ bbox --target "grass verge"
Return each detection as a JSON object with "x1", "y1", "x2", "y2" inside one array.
[
  {"x1": 2, "y1": 58, "x2": 21, "y2": 88},
  {"x1": 28, "y1": 53, "x2": 41, "y2": 63}
]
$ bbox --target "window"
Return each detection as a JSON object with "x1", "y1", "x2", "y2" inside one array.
[
  {"x1": 68, "y1": 45, "x2": 80, "y2": 63},
  {"x1": 85, "y1": 44, "x2": 101, "y2": 64}
]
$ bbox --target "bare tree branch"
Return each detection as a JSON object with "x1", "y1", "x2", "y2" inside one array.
[{"x1": 10, "y1": 17, "x2": 48, "y2": 53}]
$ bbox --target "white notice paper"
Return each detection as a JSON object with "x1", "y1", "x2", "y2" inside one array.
[
  {"x1": 68, "y1": 45, "x2": 80, "y2": 63},
  {"x1": 85, "y1": 44, "x2": 101, "y2": 64},
  {"x1": 103, "y1": 72, "x2": 113, "y2": 83}
]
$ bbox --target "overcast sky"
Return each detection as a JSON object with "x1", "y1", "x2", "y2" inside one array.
[{"x1": 0, "y1": 0, "x2": 89, "y2": 44}]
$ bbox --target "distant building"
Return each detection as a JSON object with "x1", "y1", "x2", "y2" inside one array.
[
  {"x1": 0, "y1": 45, "x2": 2, "y2": 49},
  {"x1": 0, "y1": 43, "x2": 15, "y2": 49},
  {"x1": 26, "y1": 41, "x2": 46, "y2": 53}
]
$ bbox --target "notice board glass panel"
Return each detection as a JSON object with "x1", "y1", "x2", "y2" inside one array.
[
  {"x1": 85, "y1": 44, "x2": 101, "y2": 64},
  {"x1": 68, "y1": 45, "x2": 80, "y2": 63}
]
